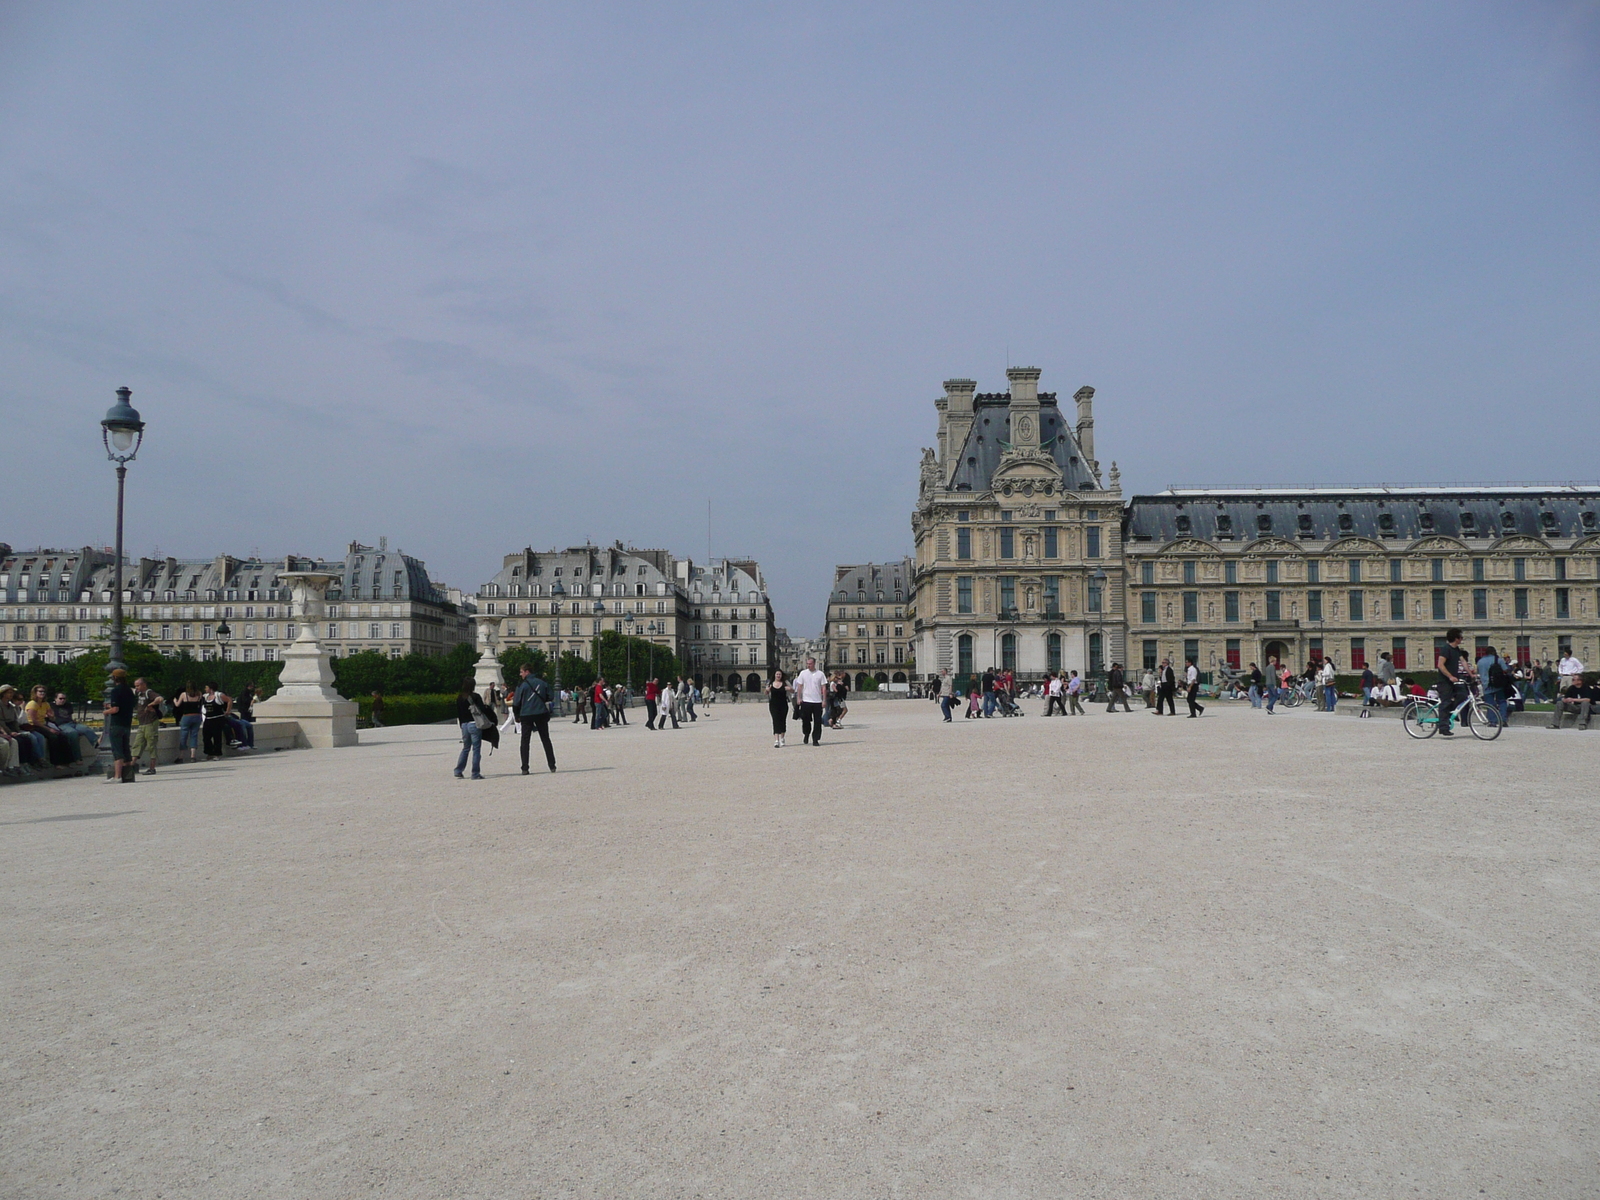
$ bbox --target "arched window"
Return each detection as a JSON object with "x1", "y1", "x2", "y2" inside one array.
[
  {"x1": 745, "y1": 672, "x2": 760, "y2": 693},
  {"x1": 1047, "y1": 632, "x2": 1062, "y2": 673},
  {"x1": 1001, "y1": 632, "x2": 1017, "y2": 672},
  {"x1": 958, "y1": 633, "x2": 973, "y2": 677}
]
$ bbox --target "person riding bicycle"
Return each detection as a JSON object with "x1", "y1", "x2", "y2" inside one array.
[{"x1": 1435, "y1": 628, "x2": 1473, "y2": 737}]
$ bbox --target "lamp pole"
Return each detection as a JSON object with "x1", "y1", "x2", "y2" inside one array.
[
  {"x1": 623, "y1": 612, "x2": 635, "y2": 689},
  {"x1": 593, "y1": 599, "x2": 606, "y2": 677},
  {"x1": 100, "y1": 387, "x2": 146, "y2": 686},
  {"x1": 551, "y1": 581, "x2": 566, "y2": 692},
  {"x1": 216, "y1": 619, "x2": 233, "y2": 663}
]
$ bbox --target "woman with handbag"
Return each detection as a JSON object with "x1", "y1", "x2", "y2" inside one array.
[
  {"x1": 454, "y1": 676, "x2": 490, "y2": 780},
  {"x1": 768, "y1": 670, "x2": 792, "y2": 748}
]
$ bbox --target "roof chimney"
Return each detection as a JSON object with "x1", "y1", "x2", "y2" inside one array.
[
  {"x1": 1006, "y1": 367, "x2": 1042, "y2": 452},
  {"x1": 1074, "y1": 386, "x2": 1097, "y2": 484},
  {"x1": 940, "y1": 378, "x2": 977, "y2": 476}
]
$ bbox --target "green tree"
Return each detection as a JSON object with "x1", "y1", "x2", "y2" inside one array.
[{"x1": 498, "y1": 644, "x2": 551, "y2": 680}]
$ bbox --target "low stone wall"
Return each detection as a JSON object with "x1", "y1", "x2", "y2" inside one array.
[{"x1": 0, "y1": 719, "x2": 310, "y2": 787}]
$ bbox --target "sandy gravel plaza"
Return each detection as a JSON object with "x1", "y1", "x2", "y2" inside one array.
[{"x1": 1, "y1": 698, "x2": 1595, "y2": 1198}]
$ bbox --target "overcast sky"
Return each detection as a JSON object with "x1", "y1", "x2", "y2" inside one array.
[{"x1": 3, "y1": 2, "x2": 1597, "y2": 633}]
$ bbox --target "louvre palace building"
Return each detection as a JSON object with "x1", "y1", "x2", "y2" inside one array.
[{"x1": 912, "y1": 368, "x2": 1600, "y2": 682}]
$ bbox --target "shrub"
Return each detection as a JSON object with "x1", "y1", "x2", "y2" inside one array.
[{"x1": 357, "y1": 694, "x2": 458, "y2": 726}]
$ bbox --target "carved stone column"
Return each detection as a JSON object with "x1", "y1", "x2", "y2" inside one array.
[{"x1": 474, "y1": 615, "x2": 505, "y2": 698}]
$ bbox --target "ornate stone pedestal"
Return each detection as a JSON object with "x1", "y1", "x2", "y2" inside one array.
[
  {"x1": 254, "y1": 570, "x2": 358, "y2": 748},
  {"x1": 473, "y1": 615, "x2": 505, "y2": 698}
]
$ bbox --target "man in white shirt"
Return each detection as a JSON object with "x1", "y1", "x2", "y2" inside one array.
[
  {"x1": 1045, "y1": 673, "x2": 1064, "y2": 716},
  {"x1": 794, "y1": 657, "x2": 828, "y2": 746},
  {"x1": 1558, "y1": 653, "x2": 1585, "y2": 689},
  {"x1": 1184, "y1": 659, "x2": 1205, "y2": 718}
]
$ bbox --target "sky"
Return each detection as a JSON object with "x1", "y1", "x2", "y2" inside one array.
[{"x1": 3, "y1": 1, "x2": 1597, "y2": 634}]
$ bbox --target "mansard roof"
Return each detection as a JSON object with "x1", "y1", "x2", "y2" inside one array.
[
  {"x1": 1125, "y1": 487, "x2": 1600, "y2": 544},
  {"x1": 831, "y1": 558, "x2": 912, "y2": 601},
  {"x1": 948, "y1": 393, "x2": 1098, "y2": 493}
]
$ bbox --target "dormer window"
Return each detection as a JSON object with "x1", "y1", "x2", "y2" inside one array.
[
  {"x1": 1257, "y1": 514, "x2": 1273, "y2": 533},
  {"x1": 1460, "y1": 512, "x2": 1477, "y2": 532},
  {"x1": 1175, "y1": 514, "x2": 1191, "y2": 534},
  {"x1": 1216, "y1": 514, "x2": 1232, "y2": 537},
  {"x1": 1338, "y1": 513, "x2": 1353, "y2": 533},
  {"x1": 1378, "y1": 513, "x2": 1395, "y2": 534},
  {"x1": 1297, "y1": 514, "x2": 1313, "y2": 535},
  {"x1": 1420, "y1": 512, "x2": 1435, "y2": 531},
  {"x1": 1501, "y1": 510, "x2": 1516, "y2": 529},
  {"x1": 1540, "y1": 510, "x2": 1558, "y2": 530}
]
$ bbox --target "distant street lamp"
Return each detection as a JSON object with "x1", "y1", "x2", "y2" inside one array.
[
  {"x1": 100, "y1": 387, "x2": 145, "y2": 690},
  {"x1": 551, "y1": 581, "x2": 566, "y2": 691},
  {"x1": 623, "y1": 612, "x2": 635, "y2": 688},
  {"x1": 592, "y1": 599, "x2": 606, "y2": 672},
  {"x1": 216, "y1": 619, "x2": 233, "y2": 663}
]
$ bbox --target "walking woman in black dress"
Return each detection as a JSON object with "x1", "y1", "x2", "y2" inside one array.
[{"x1": 768, "y1": 670, "x2": 791, "y2": 748}]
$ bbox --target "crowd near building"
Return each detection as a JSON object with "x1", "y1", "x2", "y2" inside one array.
[
  {"x1": 911, "y1": 367, "x2": 1600, "y2": 683},
  {"x1": 475, "y1": 542, "x2": 777, "y2": 691},
  {"x1": 822, "y1": 558, "x2": 916, "y2": 689},
  {"x1": 0, "y1": 539, "x2": 470, "y2": 667}
]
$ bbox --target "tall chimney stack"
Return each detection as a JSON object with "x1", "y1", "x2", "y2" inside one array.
[
  {"x1": 1006, "y1": 367, "x2": 1042, "y2": 452},
  {"x1": 1074, "y1": 385, "x2": 1097, "y2": 482},
  {"x1": 941, "y1": 379, "x2": 978, "y2": 473}
]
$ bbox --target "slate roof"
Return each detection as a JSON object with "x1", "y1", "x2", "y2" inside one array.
[
  {"x1": 831, "y1": 559, "x2": 913, "y2": 602},
  {"x1": 948, "y1": 394, "x2": 1098, "y2": 492},
  {"x1": 1125, "y1": 488, "x2": 1600, "y2": 544}
]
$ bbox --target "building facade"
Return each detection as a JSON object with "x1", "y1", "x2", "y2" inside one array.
[
  {"x1": 823, "y1": 557, "x2": 916, "y2": 688},
  {"x1": 909, "y1": 369, "x2": 1600, "y2": 682},
  {"x1": 477, "y1": 542, "x2": 688, "y2": 672},
  {"x1": 1124, "y1": 489, "x2": 1600, "y2": 677},
  {"x1": 911, "y1": 369, "x2": 1126, "y2": 681},
  {"x1": 0, "y1": 539, "x2": 469, "y2": 666},
  {"x1": 682, "y1": 558, "x2": 777, "y2": 693},
  {"x1": 476, "y1": 544, "x2": 779, "y2": 692}
]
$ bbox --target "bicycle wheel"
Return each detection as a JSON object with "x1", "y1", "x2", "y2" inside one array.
[
  {"x1": 1283, "y1": 688, "x2": 1303, "y2": 708},
  {"x1": 1468, "y1": 699, "x2": 1503, "y2": 741},
  {"x1": 1402, "y1": 700, "x2": 1437, "y2": 738}
]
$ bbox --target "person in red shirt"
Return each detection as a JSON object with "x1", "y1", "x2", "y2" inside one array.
[
  {"x1": 644, "y1": 678, "x2": 661, "y2": 729},
  {"x1": 591, "y1": 677, "x2": 609, "y2": 730}
]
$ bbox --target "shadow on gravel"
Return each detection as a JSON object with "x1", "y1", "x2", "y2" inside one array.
[{"x1": 0, "y1": 810, "x2": 142, "y2": 825}]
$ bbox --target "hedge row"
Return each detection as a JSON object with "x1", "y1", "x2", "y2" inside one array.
[{"x1": 359, "y1": 694, "x2": 458, "y2": 727}]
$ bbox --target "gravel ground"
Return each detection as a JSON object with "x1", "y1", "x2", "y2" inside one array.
[{"x1": 1, "y1": 699, "x2": 1595, "y2": 1199}]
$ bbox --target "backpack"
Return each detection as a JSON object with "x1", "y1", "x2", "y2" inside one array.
[{"x1": 1487, "y1": 658, "x2": 1512, "y2": 693}]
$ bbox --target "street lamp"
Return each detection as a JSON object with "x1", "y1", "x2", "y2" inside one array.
[
  {"x1": 216, "y1": 619, "x2": 233, "y2": 663},
  {"x1": 592, "y1": 599, "x2": 606, "y2": 675},
  {"x1": 100, "y1": 387, "x2": 145, "y2": 688},
  {"x1": 550, "y1": 581, "x2": 565, "y2": 691},
  {"x1": 623, "y1": 612, "x2": 635, "y2": 688}
]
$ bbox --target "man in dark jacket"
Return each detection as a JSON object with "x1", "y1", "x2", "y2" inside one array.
[
  {"x1": 514, "y1": 664, "x2": 557, "y2": 774},
  {"x1": 1156, "y1": 659, "x2": 1177, "y2": 716},
  {"x1": 1105, "y1": 663, "x2": 1131, "y2": 712}
]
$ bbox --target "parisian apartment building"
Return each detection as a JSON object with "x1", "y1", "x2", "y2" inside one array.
[
  {"x1": 910, "y1": 368, "x2": 1600, "y2": 682},
  {"x1": 475, "y1": 542, "x2": 777, "y2": 691},
  {"x1": 822, "y1": 557, "x2": 916, "y2": 688},
  {"x1": 0, "y1": 539, "x2": 472, "y2": 666}
]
